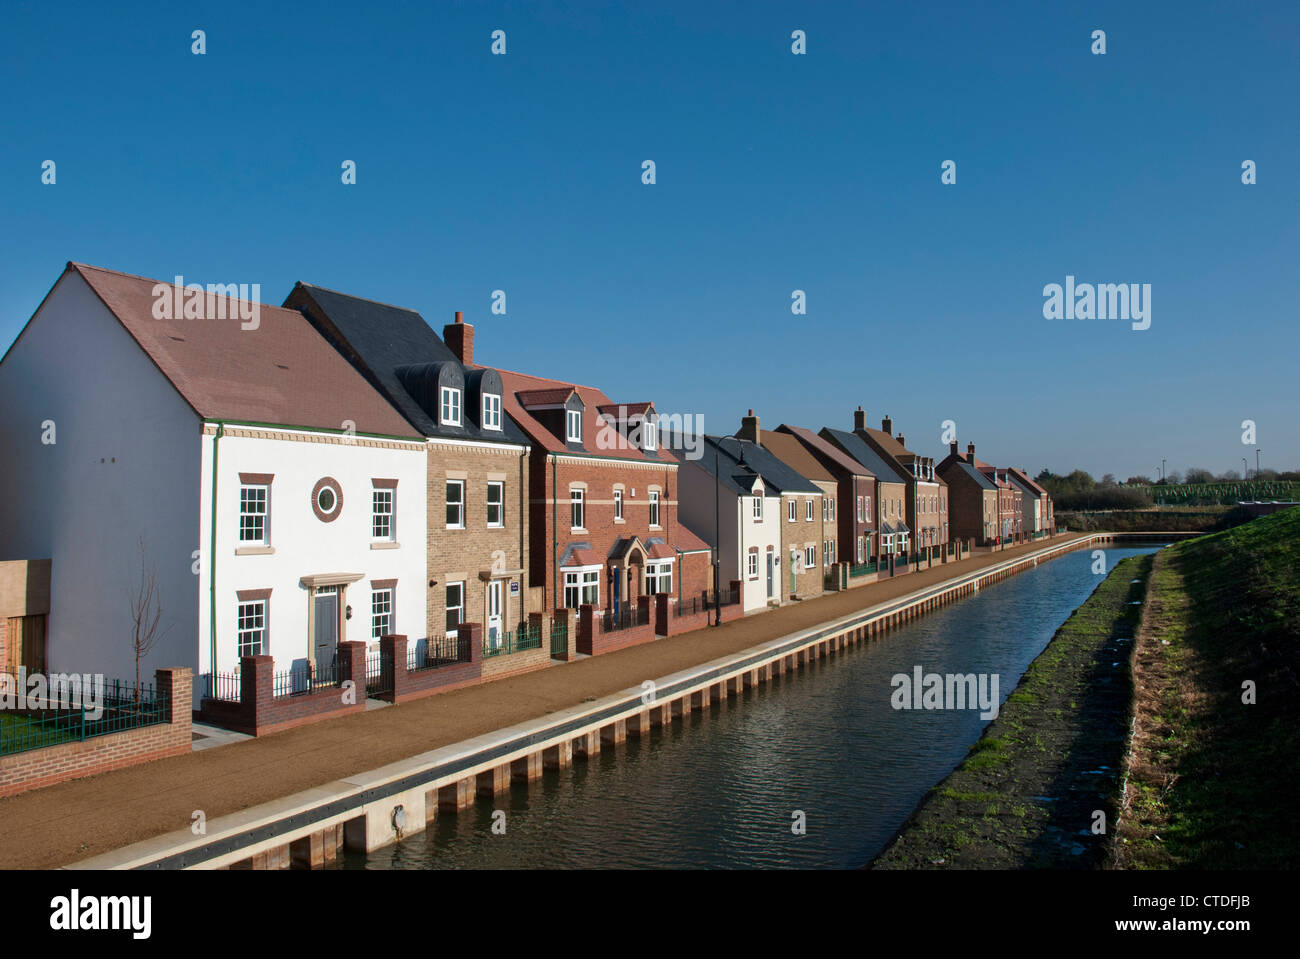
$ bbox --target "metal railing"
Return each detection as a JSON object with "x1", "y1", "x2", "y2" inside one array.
[
  {"x1": 549, "y1": 623, "x2": 569, "y2": 657},
  {"x1": 601, "y1": 606, "x2": 649, "y2": 633},
  {"x1": 483, "y1": 625, "x2": 542, "y2": 658},
  {"x1": 410, "y1": 635, "x2": 471, "y2": 671},
  {"x1": 365, "y1": 650, "x2": 393, "y2": 698},
  {"x1": 203, "y1": 671, "x2": 242, "y2": 703},
  {"x1": 848, "y1": 561, "x2": 877, "y2": 578},
  {"x1": 0, "y1": 677, "x2": 168, "y2": 757},
  {"x1": 272, "y1": 661, "x2": 342, "y2": 699}
]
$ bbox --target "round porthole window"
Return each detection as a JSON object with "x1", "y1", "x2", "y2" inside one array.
[{"x1": 312, "y1": 477, "x2": 343, "y2": 522}]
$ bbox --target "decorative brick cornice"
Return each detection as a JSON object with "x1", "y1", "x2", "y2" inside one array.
[{"x1": 203, "y1": 423, "x2": 423, "y2": 451}]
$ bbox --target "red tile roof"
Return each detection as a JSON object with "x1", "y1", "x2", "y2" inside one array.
[
  {"x1": 68, "y1": 263, "x2": 418, "y2": 438},
  {"x1": 776, "y1": 424, "x2": 877, "y2": 478},
  {"x1": 486, "y1": 366, "x2": 651, "y2": 459}
]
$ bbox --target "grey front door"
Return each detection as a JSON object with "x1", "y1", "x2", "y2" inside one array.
[
  {"x1": 313, "y1": 590, "x2": 339, "y2": 672},
  {"x1": 766, "y1": 552, "x2": 774, "y2": 599}
]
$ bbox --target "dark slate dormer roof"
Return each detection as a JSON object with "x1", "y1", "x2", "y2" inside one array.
[
  {"x1": 953, "y1": 460, "x2": 998, "y2": 490},
  {"x1": 284, "y1": 283, "x2": 530, "y2": 445},
  {"x1": 820, "y1": 428, "x2": 912, "y2": 485}
]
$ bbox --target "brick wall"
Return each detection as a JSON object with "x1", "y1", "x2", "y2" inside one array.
[
  {"x1": 428, "y1": 442, "x2": 530, "y2": 648},
  {"x1": 0, "y1": 667, "x2": 192, "y2": 798}
]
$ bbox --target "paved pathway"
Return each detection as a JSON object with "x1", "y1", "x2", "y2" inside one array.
[{"x1": 0, "y1": 538, "x2": 1085, "y2": 869}]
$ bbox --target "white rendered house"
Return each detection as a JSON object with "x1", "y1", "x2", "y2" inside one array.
[{"x1": 0, "y1": 263, "x2": 426, "y2": 685}]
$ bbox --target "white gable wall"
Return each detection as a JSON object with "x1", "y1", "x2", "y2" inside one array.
[{"x1": 0, "y1": 271, "x2": 201, "y2": 679}]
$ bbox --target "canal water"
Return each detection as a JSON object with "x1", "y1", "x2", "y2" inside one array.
[{"x1": 345, "y1": 545, "x2": 1161, "y2": 869}]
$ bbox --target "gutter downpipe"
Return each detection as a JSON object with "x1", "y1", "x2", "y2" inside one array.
[{"x1": 208, "y1": 422, "x2": 224, "y2": 689}]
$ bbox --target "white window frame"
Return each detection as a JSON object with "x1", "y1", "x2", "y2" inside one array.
[
  {"x1": 570, "y1": 488, "x2": 585, "y2": 530},
  {"x1": 446, "y1": 480, "x2": 465, "y2": 529},
  {"x1": 482, "y1": 392, "x2": 502, "y2": 430},
  {"x1": 648, "y1": 490, "x2": 660, "y2": 527},
  {"x1": 748, "y1": 552, "x2": 759, "y2": 578},
  {"x1": 788, "y1": 499, "x2": 796, "y2": 522},
  {"x1": 645, "y1": 559, "x2": 672, "y2": 595},
  {"x1": 563, "y1": 566, "x2": 600, "y2": 609},
  {"x1": 445, "y1": 582, "x2": 465, "y2": 637},
  {"x1": 237, "y1": 599, "x2": 266, "y2": 657},
  {"x1": 614, "y1": 488, "x2": 624, "y2": 521},
  {"x1": 371, "y1": 587, "x2": 394, "y2": 639},
  {"x1": 806, "y1": 499, "x2": 814, "y2": 522},
  {"x1": 642, "y1": 417, "x2": 657, "y2": 451},
  {"x1": 239, "y1": 484, "x2": 269, "y2": 546},
  {"x1": 753, "y1": 496, "x2": 763, "y2": 521},
  {"x1": 440, "y1": 386, "x2": 462, "y2": 426},
  {"x1": 372, "y1": 488, "x2": 395, "y2": 541},
  {"x1": 856, "y1": 496, "x2": 864, "y2": 522},
  {"x1": 486, "y1": 481, "x2": 505, "y2": 528},
  {"x1": 805, "y1": 545, "x2": 816, "y2": 568},
  {"x1": 566, "y1": 409, "x2": 582, "y2": 442}
]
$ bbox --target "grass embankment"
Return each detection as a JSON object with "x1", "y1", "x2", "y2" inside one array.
[
  {"x1": 1114, "y1": 507, "x2": 1300, "y2": 868},
  {"x1": 872, "y1": 554, "x2": 1152, "y2": 869}
]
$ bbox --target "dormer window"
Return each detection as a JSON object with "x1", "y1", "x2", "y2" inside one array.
[
  {"x1": 482, "y1": 392, "x2": 501, "y2": 430},
  {"x1": 566, "y1": 409, "x2": 582, "y2": 442},
  {"x1": 642, "y1": 417, "x2": 658, "y2": 451},
  {"x1": 440, "y1": 386, "x2": 462, "y2": 426}
]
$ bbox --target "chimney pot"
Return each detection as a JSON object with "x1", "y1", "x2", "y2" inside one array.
[
  {"x1": 454, "y1": 310, "x2": 463, "y2": 324},
  {"x1": 967, "y1": 441, "x2": 976, "y2": 459},
  {"x1": 853, "y1": 407, "x2": 866, "y2": 430}
]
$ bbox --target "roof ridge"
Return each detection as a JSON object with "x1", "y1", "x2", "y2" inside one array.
[
  {"x1": 72, "y1": 262, "x2": 296, "y2": 314},
  {"x1": 294, "y1": 281, "x2": 427, "y2": 316}
]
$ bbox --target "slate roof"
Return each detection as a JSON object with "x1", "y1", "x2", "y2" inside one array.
[
  {"x1": 820, "y1": 428, "x2": 911, "y2": 485},
  {"x1": 283, "y1": 283, "x2": 530, "y2": 445},
  {"x1": 29, "y1": 264, "x2": 420, "y2": 438},
  {"x1": 683, "y1": 435, "x2": 820, "y2": 496},
  {"x1": 950, "y1": 460, "x2": 998, "y2": 490},
  {"x1": 774, "y1": 424, "x2": 877, "y2": 479}
]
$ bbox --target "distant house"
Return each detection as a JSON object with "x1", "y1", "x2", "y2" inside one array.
[
  {"x1": 671, "y1": 434, "x2": 785, "y2": 612},
  {"x1": 284, "y1": 286, "x2": 532, "y2": 649},
  {"x1": 481, "y1": 366, "x2": 710, "y2": 634},
  {"x1": 849, "y1": 410, "x2": 950, "y2": 562},
  {"x1": 774, "y1": 425, "x2": 877, "y2": 567},
  {"x1": 819, "y1": 426, "x2": 911, "y2": 567},
  {"x1": 758, "y1": 425, "x2": 841, "y2": 578},
  {"x1": 937, "y1": 449, "x2": 999, "y2": 546},
  {"x1": 0, "y1": 264, "x2": 426, "y2": 683},
  {"x1": 1006, "y1": 467, "x2": 1052, "y2": 536},
  {"x1": 943, "y1": 441, "x2": 1023, "y2": 544}
]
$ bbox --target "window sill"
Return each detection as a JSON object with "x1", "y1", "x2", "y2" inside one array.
[
  {"x1": 371, "y1": 541, "x2": 400, "y2": 550},
  {"x1": 487, "y1": 523, "x2": 504, "y2": 530},
  {"x1": 235, "y1": 546, "x2": 275, "y2": 556},
  {"x1": 446, "y1": 525, "x2": 466, "y2": 531},
  {"x1": 648, "y1": 524, "x2": 662, "y2": 531},
  {"x1": 613, "y1": 518, "x2": 625, "y2": 524},
  {"x1": 571, "y1": 527, "x2": 588, "y2": 534}
]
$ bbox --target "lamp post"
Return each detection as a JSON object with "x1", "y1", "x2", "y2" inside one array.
[
  {"x1": 1256, "y1": 449, "x2": 1261, "y2": 484},
  {"x1": 1243, "y1": 457, "x2": 1248, "y2": 483}
]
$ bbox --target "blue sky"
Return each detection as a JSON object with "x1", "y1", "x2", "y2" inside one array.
[{"x1": 2, "y1": 0, "x2": 1296, "y2": 480}]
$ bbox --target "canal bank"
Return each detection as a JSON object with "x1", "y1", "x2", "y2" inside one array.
[
  {"x1": 870, "y1": 551, "x2": 1155, "y2": 869},
  {"x1": 45, "y1": 532, "x2": 1153, "y2": 870}
]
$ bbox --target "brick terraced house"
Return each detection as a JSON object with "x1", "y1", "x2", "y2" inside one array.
[
  {"x1": 772, "y1": 424, "x2": 877, "y2": 568},
  {"x1": 937, "y1": 449, "x2": 1000, "y2": 546},
  {"x1": 285, "y1": 286, "x2": 532, "y2": 656},
  {"x1": 755, "y1": 423, "x2": 841, "y2": 583},
  {"x1": 819, "y1": 426, "x2": 912, "y2": 569},
  {"x1": 481, "y1": 365, "x2": 710, "y2": 651},
  {"x1": 851, "y1": 410, "x2": 950, "y2": 562}
]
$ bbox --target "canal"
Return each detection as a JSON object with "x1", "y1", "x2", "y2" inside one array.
[{"x1": 344, "y1": 545, "x2": 1161, "y2": 869}]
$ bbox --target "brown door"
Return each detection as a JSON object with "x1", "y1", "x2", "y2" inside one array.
[{"x1": 5, "y1": 615, "x2": 46, "y2": 674}]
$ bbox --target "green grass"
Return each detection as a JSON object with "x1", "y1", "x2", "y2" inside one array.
[{"x1": 1116, "y1": 507, "x2": 1300, "y2": 868}]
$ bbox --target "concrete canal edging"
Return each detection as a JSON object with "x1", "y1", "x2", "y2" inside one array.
[{"x1": 66, "y1": 532, "x2": 1167, "y2": 870}]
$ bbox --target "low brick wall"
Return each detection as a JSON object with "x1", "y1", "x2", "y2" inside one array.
[
  {"x1": 384, "y1": 629, "x2": 484, "y2": 704},
  {"x1": 197, "y1": 643, "x2": 367, "y2": 736},
  {"x1": 0, "y1": 667, "x2": 192, "y2": 798}
]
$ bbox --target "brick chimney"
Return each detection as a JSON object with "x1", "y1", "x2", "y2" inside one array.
[
  {"x1": 950, "y1": 441, "x2": 959, "y2": 456},
  {"x1": 738, "y1": 409, "x2": 761, "y2": 446},
  {"x1": 967, "y1": 441, "x2": 976, "y2": 460},
  {"x1": 444, "y1": 311, "x2": 474, "y2": 365},
  {"x1": 853, "y1": 406, "x2": 866, "y2": 430},
  {"x1": 897, "y1": 435, "x2": 905, "y2": 447},
  {"x1": 881, "y1": 415, "x2": 893, "y2": 435}
]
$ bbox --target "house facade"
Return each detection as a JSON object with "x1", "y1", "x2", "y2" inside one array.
[
  {"x1": 774, "y1": 425, "x2": 877, "y2": 567},
  {"x1": 0, "y1": 264, "x2": 426, "y2": 683},
  {"x1": 820, "y1": 427, "x2": 911, "y2": 564},
  {"x1": 484, "y1": 367, "x2": 710, "y2": 629},
  {"x1": 672, "y1": 436, "x2": 785, "y2": 612},
  {"x1": 852, "y1": 411, "x2": 950, "y2": 561},
  {"x1": 732, "y1": 413, "x2": 825, "y2": 600},
  {"x1": 758, "y1": 425, "x2": 842, "y2": 580},
  {"x1": 937, "y1": 452, "x2": 999, "y2": 546},
  {"x1": 285, "y1": 287, "x2": 531, "y2": 651},
  {"x1": 1007, "y1": 467, "x2": 1051, "y2": 536}
]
